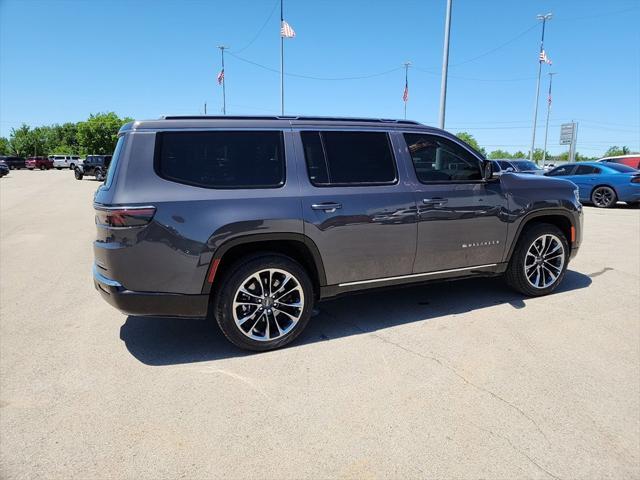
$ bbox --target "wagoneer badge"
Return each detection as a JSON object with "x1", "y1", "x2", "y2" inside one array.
[{"x1": 462, "y1": 240, "x2": 501, "y2": 248}]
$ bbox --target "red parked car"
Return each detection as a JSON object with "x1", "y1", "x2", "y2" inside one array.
[
  {"x1": 598, "y1": 155, "x2": 640, "y2": 170},
  {"x1": 25, "y1": 156, "x2": 54, "y2": 170}
]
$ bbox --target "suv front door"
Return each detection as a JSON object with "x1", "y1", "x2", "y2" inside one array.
[
  {"x1": 401, "y1": 132, "x2": 508, "y2": 273},
  {"x1": 295, "y1": 130, "x2": 417, "y2": 286}
]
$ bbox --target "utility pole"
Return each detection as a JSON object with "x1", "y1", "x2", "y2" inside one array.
[
  {"x1": 438, "y1": 0, "x2": 453, "y2": 129},
  {"x1": 217, "y1": 45, "x2": 227, "y2": 115},
  {"x1": 204, "y1": 102, "x2": 207, "y2": 115},
  {"x1": 529, "y1": 12, "x2": 552, "y2": 162},
  {"x1": 403, "y1": 62, "x2": 411, "y2": 120},
  {"x1": 542, "y1": 72, "x2": 557, "y2": 164}
]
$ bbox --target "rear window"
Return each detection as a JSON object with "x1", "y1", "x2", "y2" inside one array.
[
  {"x1": 300, "y1": 131, "x2": 396, "y2": 186},
  {"x1": 156, "y1": 131, "x2": 285, "y2": 189},
  {"x1": 604, "y1": 163, "x2": 637, "y2": 173}
]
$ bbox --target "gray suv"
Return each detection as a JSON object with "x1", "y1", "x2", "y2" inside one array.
[{"x1": 93, "y1": 116, "x2": 583, "y2": 351}]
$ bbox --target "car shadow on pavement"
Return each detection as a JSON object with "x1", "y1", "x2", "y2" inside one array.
[{"x1": 120, "y1": 270, "x2": 592, "y2": 366}]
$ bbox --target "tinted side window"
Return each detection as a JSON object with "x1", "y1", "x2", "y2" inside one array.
[
  {"x1": 301, "y1": 131, "x2": 396, "y2": 186},
  {"x1": 404, "y1": 133, "x2": 482, "y2": 182},
  {"x1": 547, "y1": 165, "x2": 575, "y2": 176},
  {"x1": 575, "y1": 165, "x2": 599, "y2": 175},
  {"x1": 157, "y1": 131, "x2": 285, "y2": 189}
]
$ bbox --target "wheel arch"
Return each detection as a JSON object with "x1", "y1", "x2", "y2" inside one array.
[
  {"x1": 506, "y1": 210, "x2": 574, "y2": 261},
  {"x1": 201, "y1": 233, "x2": 327, "y2": 296}
]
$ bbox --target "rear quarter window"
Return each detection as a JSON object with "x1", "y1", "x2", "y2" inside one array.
[{"x1": 156, "y1": 131, "x2": 285, "y2": 189}]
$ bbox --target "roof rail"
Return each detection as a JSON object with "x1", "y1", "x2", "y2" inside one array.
[{"x1": 160, "y1": 115, "x2": 421, "y2": 125}]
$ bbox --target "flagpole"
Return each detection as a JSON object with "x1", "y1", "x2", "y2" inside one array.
[
  {"x1": 529, "y1": 13, "x2": 552, "y2": 163},
  {"x1": 217, "y1": 45, "x2": 227, "y2": 115},
  {"x1": 403, "y1": 62, "x2": 411, "y2": 120},
  {"x1": 438, "y1": 0, "x2": 453, "y2": 129},
  {"x1": 280, "y1": 0, "x2": 284, "y2": 115},
  {"x1": 542, "y1": 72, "x2": 556, "y2": 164}
]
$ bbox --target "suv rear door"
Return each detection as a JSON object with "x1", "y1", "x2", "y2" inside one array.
[
  {"x1": 401, "y1": 132, "x2": 508, "y2": 273},
  {"x1": 294, "y1": 129, "x2": 417, "y2": 286}
]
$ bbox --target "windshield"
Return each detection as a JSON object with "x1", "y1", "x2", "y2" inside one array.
[
  {"x1": 511, "y1": 161, "x2": 541, "y2": 171},
  {"x1": 604, "y1": 163, "x2": 637, "y2": 173}
]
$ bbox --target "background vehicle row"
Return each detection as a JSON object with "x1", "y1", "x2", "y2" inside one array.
[{"x1": 545, "y1": 162, "x2": 640, "y2": 208}]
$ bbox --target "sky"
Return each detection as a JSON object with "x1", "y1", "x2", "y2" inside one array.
[{"x1": 1, "y1": 0, "x2": 639, "y2": 157}]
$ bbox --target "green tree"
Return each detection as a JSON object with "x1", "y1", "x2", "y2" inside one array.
[
  {"x1": 455, "y1": 132, "x2": 486, "y2": 156},
  {"x1": 603, "y1": 146, "x2": 630, "y2": 157},
  {"x1": 488, "y1": 149, "x2": 512, "y2": 159},
  {"x1": 531, "y1": 149, "x2": 548, "y2": 162},
  {"x1": 77, "y1": 112, "x2": 132, "y2": 155},
  {"x1": 512, "y1": 151, "x2": 527, "y2": 159},
  {"x1": 0, "y1": 137, "x2": 10, "y2": 155}
]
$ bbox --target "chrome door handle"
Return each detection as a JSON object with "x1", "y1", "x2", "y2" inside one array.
[
  {"x1": 311, "y1": 202, "x2": 342, "y2": 213},
  {"x1": 422, "y1": 198, "x2": 448, "y2": 206}
]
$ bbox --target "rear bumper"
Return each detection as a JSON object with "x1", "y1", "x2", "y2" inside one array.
[{"x1": 93, "y1": 265, "x2": 208, "y2": 317}]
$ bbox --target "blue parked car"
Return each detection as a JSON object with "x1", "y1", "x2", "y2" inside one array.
[{"x1": 545, "y1": 162, "x2": 640, "y2": 208}]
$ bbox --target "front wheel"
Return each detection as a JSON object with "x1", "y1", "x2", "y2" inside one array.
[
  {"x1": 39, "y1": 165, "x2": 45, "y2": 171},
  {"x1": 95, "y1": 168, "x2": 105, "y2": 182},
  {"x1": 213, "y1": 255, "x2": 314, "y2": 351},
  {"x1": 74, "y1": 168, "x2": 83, "y2": 180},
  {"x1": 505, "y1": 223, "x2": 569, "y2": 297},
  {"x1": 591, "y1": 186, "x2": 617, "y2": 208}
]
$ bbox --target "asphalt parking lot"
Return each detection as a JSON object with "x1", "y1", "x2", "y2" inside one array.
[{"x1": 1, "y1": 169, "x2": 639, "y2": 479}]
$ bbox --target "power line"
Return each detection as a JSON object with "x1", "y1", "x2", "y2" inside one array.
[
  {"x1": 228, "y1": 51, "x2": 403, "y2": 80},
  {"x1": 450, "y1": 23, "x2": 539, "y2": 67},
  {"x1": 232, "y1": 0, "x2": 279, "y2": 54}
]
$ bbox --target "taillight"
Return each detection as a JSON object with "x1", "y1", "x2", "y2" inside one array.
[
  {"x1": 95, "y1": 206, "x2": 156, "y2": 227},
  {"x1": 631, "y1": 176, "x2": 640, "y2": 184}
]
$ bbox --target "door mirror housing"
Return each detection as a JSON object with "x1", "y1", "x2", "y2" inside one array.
[{"x1": 482, "y1": 161, "x2": 499, "y2": 180}]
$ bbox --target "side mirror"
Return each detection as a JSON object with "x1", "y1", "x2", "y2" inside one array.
[
  {"x1": 505, "y1": 167, "x2": 515, "y2": 173},
  {"x1": 483, "y1": 161, "x2": 499, "y2": 180}
]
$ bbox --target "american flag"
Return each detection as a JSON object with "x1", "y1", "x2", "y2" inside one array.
[
  {"x1": 403, "y1": 79, "x2": 409, "y2": 103},
  {"x1": 217, "y1": 69, "x2": 224, "y2": 85},
  {"x1": 539, "y1": 50, "x2": 552, "y2": 65},
  {"x1": 281, "y1": 20, "x2": 296, "y2": 38}
]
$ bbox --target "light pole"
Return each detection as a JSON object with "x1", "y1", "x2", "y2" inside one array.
[
  {"x1": 438, "y1": 0, "x2": 453, "y2": 129},
  {"x1": 529, "y1": 12, "x2": 552, "y2": 162},
  {"x1": 542, "y1": 72, "x2": 557, "y2": 164},
  {"x1": 217, "y1": 45, "x2": 227, "y2": 115}
]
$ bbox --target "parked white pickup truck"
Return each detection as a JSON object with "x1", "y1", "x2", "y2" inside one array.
[{"x1": 50, "y1": 155, "x2": 82, "y2": 170}]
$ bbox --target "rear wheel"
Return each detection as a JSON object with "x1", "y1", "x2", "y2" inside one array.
[
  {"x1": 591, "y1": 186, "x2": 617, "y2": 208},
  {"x1": 95, "y1": 168, "x2": 105, "y2": 182},
  {"x1": 505, "y1": 223, "x2": 569, "y2": 297},
  {"x1": 213, "y1": 254, "x2": 314, "y2": 351},
  {"x1": 39, "y1": 165, "x2": 45, "y2": 171}
]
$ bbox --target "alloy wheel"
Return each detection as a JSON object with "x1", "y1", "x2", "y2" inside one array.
[
  {"x1": 523, "y1": 234, "x2": 565, "y2": 289},
  {"x1": 592, "y1": 187, "x2": 615, "y2": 208},
  {"x1": 232, "y1": 268, "x2": 305, "y2": 342}
]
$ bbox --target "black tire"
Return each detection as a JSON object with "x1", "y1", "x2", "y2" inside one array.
[
  {"x1": 95, "y1": 168, "x2": 105, "y2": 182},
  {"x1": 56, "y1": 167, "x2": 62, "y2": 170},
  {"x1": 591, "y1": 185, "x2": 617, "y2": 208},
  {"x1": 39, "y1": 165, "x2": 45, "y2": 171},
  {"x1": 74, "y1": 168, "x2": 83, "y2": 180},
  {"x1": 505, "y1": 223, "x2": 569, "y2": 297},
  {"x1": 69, "y1": 164, "x2": 75, "y2": 170},
  {"x1": 213, "y1": 254, "x2": 314, "y2": 351}
]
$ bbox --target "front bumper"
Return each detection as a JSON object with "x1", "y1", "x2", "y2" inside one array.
[{"x1": 93, "y1": 265, "x2": 208, "y2": 317}]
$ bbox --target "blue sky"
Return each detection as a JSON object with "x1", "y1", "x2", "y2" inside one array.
[{"x1": 1, "y1": 0, "x2": 639, "y2": 156}]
